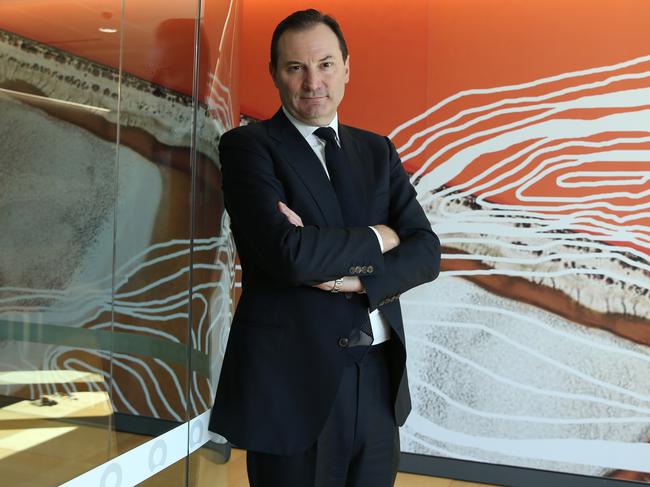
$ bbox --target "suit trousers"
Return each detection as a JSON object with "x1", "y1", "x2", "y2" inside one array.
[{"x1": 246, "y1": 342, "x2": 400, "y2": 487}]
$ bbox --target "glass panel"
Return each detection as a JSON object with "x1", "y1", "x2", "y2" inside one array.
[
  {"x1": 109, "y1": 0, "x2": 201, "y2": 474},
  {"x1": 140, "y1": 447, "x2": 231, "y2": 487},
  {"x1": 188, "y1": 0, "x2": 239, "y2": 480},
  {"x1": 1, "y1": 0, "x2": 238, "y2": 484},
  {"x1": 189, "y1": 0, "x2": 239, "y2": 428},
  {"x1": 0, "y1": 1, "x2": 121, "y2": 484}
]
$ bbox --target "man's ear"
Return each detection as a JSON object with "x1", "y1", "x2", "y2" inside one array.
[
  {"x1": 269, "y1": 62, "x2": 278, "y2": 87},
  {"x1": 344, "y1": 55, "x2": 350, "y2": 84}
]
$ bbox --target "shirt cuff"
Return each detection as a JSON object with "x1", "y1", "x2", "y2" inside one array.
[{"x1": 368, "y1": 226, "x2": 384, "y2": 253}]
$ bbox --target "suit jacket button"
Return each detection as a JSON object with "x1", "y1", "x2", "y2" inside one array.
[
  {"x1": 361, "y1": 266, "x2": 367, "y2": 274},
  {"x1": 354, "y1": 266, "x2": 362, "y2": 274},
  {"x1": 349, "y1": 266, "x2": 355, "y2": 274},
  {"x1": 367, "y1": 265, "x2": 374, "y2": 274},
  {"x1": 338, "y1": 337, "x2": 349, "y2": 348}
]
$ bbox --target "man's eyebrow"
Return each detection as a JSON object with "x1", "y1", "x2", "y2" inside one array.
[{"x1": 283, "y1": 55, "x2": 334, "y2": 65}]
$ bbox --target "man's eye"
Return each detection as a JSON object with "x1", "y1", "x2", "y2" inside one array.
[
  {"x1": 321, "y1": 62, "x2": 333, "y2": 69},
  {"x1": 288, "y1": 65, "x2": 302, "y2": 72}
]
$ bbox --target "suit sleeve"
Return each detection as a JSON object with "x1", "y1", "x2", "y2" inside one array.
[
  {"x1": 220, "y1": 128, "x2": 384, "y2": 285},
  {"x1": 359, "y1": 137, "x2": 441, "y2": 310}
]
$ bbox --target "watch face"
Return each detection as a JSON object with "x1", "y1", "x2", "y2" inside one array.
[{"x1": 332, "y1": 278, "x2": 343, "y2": 293}]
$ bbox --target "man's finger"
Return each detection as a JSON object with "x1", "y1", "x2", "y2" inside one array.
[
  {"x1": 277, "y1": 201, "x2": 304, "y2": 227},
  {"x1": 312, "y1": 281, "x2": 334, "y2": 290}
]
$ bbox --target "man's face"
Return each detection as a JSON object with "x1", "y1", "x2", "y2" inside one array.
[{"x1": 271, "y1": 23, "x2": 350, "y2": 126}]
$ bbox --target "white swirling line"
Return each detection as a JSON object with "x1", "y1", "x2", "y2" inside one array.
[
  {"x1": 387, "y1": 55, "x2": 650, "y2": 288},
  {"x1": 0, "y1": 227, "x2": 236, "y2": 419}
]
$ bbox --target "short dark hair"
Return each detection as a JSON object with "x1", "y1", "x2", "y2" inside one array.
[{"x1": 270, "y1": 9, "x2": 349, "y2": 71}]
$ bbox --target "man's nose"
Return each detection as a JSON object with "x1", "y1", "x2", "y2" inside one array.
[{"x1": 302, "y1": 68, "x2": 321, "y2": 92}]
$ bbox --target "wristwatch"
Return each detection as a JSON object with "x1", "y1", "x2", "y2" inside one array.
[{"x1": 330, "y1": 278, "x2": 344, "y2": 293}]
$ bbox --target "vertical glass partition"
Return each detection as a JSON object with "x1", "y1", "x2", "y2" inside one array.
[
  {"x1": 0, "y1": 1, "x2": 122, "y2": 484},
  {"x1": 0, "y1": 0, "x2": 239, "y2": 485},
  {"x1": 187, "y1": 0, "x2": 240, "y2": 484}
]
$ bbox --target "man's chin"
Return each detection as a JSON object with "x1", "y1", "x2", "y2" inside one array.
[{"x1": 294, "y1": 107, "x2": 334, "y2": 125}]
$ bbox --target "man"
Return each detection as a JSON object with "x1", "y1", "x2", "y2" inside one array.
[{"x1": 209, "y1": 8, "x2": 440, "y2": 487}]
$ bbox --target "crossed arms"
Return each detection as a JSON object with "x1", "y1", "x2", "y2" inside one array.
[
  {"x1": 277, "y1": 201, "x2": 400, "y2": 293},
  {"x1": 219, "y1": 127, "x2": 440, "y2": 309}
]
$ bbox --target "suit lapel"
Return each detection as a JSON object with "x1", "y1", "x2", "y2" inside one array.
[
  {"x1": 339, "y1": 124, "x2": 373, "y2": 222},
  {"x1": 267, "y1": 109, "x2": 345, "y2": 227}
]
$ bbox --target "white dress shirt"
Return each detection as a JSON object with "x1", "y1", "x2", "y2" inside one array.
[{"x1": 282, "y1": 107, "x2": 391, "y2": 345}]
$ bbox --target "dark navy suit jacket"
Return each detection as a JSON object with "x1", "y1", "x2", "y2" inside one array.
[{"x1": 208, "y1": 109, "x2": 440, "y2": 455}]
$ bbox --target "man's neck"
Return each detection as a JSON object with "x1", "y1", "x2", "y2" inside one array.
[{"x1": 282, "y1": 106, "x2": 338, "y2": 133}]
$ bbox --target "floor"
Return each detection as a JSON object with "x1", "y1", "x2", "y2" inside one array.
[
  {"x1": 223, "y1": 448, "x2": 497, "y2": 487},
  {"x1": 0, "y1": 392, "x2": 497, "y2": 486},
  {"x1": 0, "y1": 426, "x2": 499, "y2": 486}
]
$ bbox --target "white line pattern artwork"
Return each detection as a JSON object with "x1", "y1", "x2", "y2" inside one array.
[
  {"x1": 395, "y1": 55, "x2": 650, "y2": 477},
  {"x1": 1, "y1": 228, "x2": 235, "y2": 420}
]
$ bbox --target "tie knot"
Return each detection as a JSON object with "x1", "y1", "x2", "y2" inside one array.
[{"x1": 314, "y1": 127, "x2": 338, "y2": 146}]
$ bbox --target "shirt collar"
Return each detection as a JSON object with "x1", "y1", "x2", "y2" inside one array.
[{"x1": 282, "y1": 106, "x2": 339, "y2": 142}]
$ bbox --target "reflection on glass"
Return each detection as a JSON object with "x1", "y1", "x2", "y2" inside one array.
[
  {"x1": 0, "y1": 1, "x2": 122, "y2": 483},
  {"x1": 0, "y1": 0, "x2": 238, "y2": 485}
]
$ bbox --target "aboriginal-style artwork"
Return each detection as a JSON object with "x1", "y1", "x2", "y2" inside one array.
[
  {"x1": 237, "y1": 0, "x2": 650, "y2": 481},
  {"x1": 396, "y1": 54, "x2": 650, "y2": 479}
]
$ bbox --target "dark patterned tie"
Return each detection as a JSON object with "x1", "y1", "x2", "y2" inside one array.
[
  {"x1": 314, "y1": 126, "x2": 373, "y2": 347},
  {"x1": 313, "y1": 127, "x2": 365, "y2": 226}
]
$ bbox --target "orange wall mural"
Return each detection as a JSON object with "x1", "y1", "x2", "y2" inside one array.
[
  {"x1": 240, "y1": 0, "x2": 650, "y2": 140},
  {"x1": 240, "y1": 0, "x2": 650, "y2": 482}
]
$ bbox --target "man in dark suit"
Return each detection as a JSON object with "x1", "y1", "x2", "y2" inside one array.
[{"x1": 209, "y1": 8, "x2": 440, "y2": 487}]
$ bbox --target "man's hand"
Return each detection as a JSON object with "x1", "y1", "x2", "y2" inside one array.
[
  {"x1": 312, "y1": 276, "x2": 366, "y2": 293},
  {"x1": 276, "y1": 202, "x2": 370, "y2": 294},
  {"x1": 372, "y1": 224, "x2": 400, "y2": 253},
  {"x1": 278, "y1": 201, "x2": 303, "y2": 227}
]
